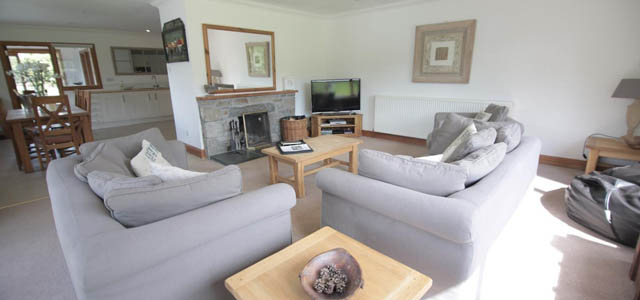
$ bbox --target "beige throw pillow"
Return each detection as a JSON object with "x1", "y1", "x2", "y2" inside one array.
[
  {"x1": 130, "y1": 139, "x2": 171, "y2": 177},
  {"x1": 441, "y1": 123, "x2": 477, "y2": 162}
]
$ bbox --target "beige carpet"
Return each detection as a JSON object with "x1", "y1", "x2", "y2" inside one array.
[{"x1": 0, "y1": 131, "x2": 636, "y2": 299}]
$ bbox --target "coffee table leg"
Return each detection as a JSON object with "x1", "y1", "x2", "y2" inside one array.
[
  {"x1": 349, "y1": 144, "x2": 358, "y2": 174},
  {"x1": 294, "y1": 163, "x2": 305, "y2": 198},
  {"x1": 268, "y1": 156, "x2": 278, "y2": 184}
]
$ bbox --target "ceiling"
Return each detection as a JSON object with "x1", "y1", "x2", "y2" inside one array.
[
  {"x1": 0, "y1": 0, "x2": 424, "y2": 33},
  {"x1": 238, "y1": 0, "x2": 423, "y2": 15},
  {"x1": 0, "y1": 0, "x2": 161, "y2": 32}
]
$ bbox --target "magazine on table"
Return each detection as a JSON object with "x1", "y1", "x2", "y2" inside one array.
[{"x1": 277, "y1": 140, "x2": 313, "y2": 154}]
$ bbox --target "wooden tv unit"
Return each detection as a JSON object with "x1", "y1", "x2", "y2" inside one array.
[{"x1": 311, "y1": 113, "x2": 362, "y2": 137}]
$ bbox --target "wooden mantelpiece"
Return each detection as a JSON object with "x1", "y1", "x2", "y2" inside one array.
[{"x1": 196, "y1": 90, "x2": 297, "y2": 101}]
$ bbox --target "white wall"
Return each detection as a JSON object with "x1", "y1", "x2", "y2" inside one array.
[
  {"x1": 0, "y1": 24, "x2": 169, "y2": 110},
  {"x1": 154, "y1": 0, "x2": 329, "y2": 149},
  {"x1": 326, "y1": 0, "x2": 640, "y2": 159},
  {"x1": 155, "y1": 0, "x2": 640, "y2": 158}
]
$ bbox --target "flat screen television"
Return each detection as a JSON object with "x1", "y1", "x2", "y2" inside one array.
[{"x1": 311, "y1": 79, "x2": 360, "y2": 113}]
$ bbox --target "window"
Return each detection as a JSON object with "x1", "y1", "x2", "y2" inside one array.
[
  {"x1": 111, "y1": 47, "x2": 167, "y2": 75},
  {"x1": 5, "y1": 44, "x2": 61, "y2": 97},
  {"x1": 0, "y1": 41, "x2": 103, "y2": 108}
]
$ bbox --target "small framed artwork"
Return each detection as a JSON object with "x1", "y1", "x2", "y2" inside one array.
[
  {"x1": 412, "y1": 19, "x2": 476, "y2": 84},
  {"x1": 162, "y1": 18, "x2": 189, "y2": 63},
  {"x1": 246, "y1": 42, "x2": 270, "y2": 77}
]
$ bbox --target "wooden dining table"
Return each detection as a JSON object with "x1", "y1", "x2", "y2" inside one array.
[{"x1": 5, "y1": 106, "x2": 93, "y2": 173}]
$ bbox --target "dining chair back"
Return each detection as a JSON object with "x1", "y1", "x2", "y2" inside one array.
[{"x1": 30, "y1": 95, "x2": 80, "y2": 169}]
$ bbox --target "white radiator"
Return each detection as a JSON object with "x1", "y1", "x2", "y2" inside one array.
[{"x1": 373, "y1": 96, "x2": 513, "y2": 139}]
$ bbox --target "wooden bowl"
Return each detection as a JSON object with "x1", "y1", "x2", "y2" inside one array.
[{"x1": 299, "y1": 248, "x2": 364, "y2": 300}]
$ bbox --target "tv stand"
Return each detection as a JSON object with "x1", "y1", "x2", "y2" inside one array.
[
  {"x1": 311, "y1": 113, "x2": 362, "y2": 137},
  {"x1": 319, "y1": 112, "x2": 356, "y2": 116}
]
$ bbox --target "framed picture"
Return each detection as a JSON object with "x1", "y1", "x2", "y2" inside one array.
[
  {"x1": 246, "y1": 42, "x2": 270, "y2": 77},
  {"x1": 412, "y1": 19, "x2": 476, "y2": 84},
  {"x1": 162, "y1": 18, "x2": 189, "y2": 63}
]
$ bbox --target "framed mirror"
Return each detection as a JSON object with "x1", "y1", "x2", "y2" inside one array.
[
  {"x1": 111, "y1": 47, "x2": 168, "y2": 75},
  {"x1": 202, "y1": 24, "x2": 276, "y2": 94},
  {"x1": 53, "y1": 43, "x2": 102, "y2": 90}
]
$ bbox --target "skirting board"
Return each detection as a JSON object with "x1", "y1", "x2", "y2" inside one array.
[
  {"x1": 185, "y1": 144, "x2": 207, "y2": 159},
  {"x1": 363, "y1": 130, "x2": 607, "y2": 171}
]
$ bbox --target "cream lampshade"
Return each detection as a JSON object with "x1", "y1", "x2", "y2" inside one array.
[{"x1": 612, "y1": 79, "x2": 640, "y2": 149}]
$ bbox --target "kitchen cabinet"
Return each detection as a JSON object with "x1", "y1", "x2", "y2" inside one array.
[{"x1": 89, "y1": 88, "x2": 173, "y2": 129}]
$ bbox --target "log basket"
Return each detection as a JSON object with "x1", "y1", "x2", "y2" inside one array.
[{"x1": 281, "y1": 116, "x2": 308, "y2": 142}]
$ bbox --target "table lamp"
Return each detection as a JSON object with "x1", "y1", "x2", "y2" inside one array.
[{"x1": 612, "y1": 79, "x2": 640, "y2": 149}]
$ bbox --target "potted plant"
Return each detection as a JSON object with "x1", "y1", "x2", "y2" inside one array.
[{"x1": 6, "y1": 59, "x2": 60, "y2": 111}]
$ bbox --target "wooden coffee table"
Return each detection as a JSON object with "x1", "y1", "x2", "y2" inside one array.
[
  {"x1": 225, "y1": 226, "x2": 432, "y2": 300},
  {"x1": 261, "y1": 135, "x2": 363, "y2": 197}
]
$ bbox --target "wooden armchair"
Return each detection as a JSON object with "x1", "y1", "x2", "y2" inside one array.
[{"x1": 30, "y1": 95, "x2": 81, "y2": 169}]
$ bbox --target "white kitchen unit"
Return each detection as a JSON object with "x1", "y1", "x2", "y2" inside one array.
[{"x1": 90, "y1": 88, "x2": 173, "y2": 129}]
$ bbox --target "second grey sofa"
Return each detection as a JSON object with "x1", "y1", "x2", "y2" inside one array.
[
  {"x1": 48, "y1": 129, "x2": 296, "y2": 300},
  {"x1": 317, "y1": 132, "x2": 541, "y2": 299}
]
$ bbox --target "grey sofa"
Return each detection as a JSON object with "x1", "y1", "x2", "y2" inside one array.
[
  {"x1": 317, "y1": 117, "x2": 541, "y2": 299},
  {"x1": 47, "y1": 133, "x2": 296, "y2": 300}
]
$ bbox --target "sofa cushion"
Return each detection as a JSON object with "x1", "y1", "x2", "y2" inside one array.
[
  {"x1": 74, "y1": 143, "x2": 133, "y2": 183},
  {"x1": 79, "y1": 128, "x2": 178, "y2": 165},
  {"x1": 444, "y1": 127, "x2": 497, "y2": 162},
  {"x1": 451, "y1": 143, "x2": 507, "y2": 185},
  {"x1": 473, "y1": 120, "x2": 523, "y2": 152},
  {"x1": 416, "y1": 154, "x2": 444, "y2": 162},
  {"x1": 87, "y1": 171, "x2": 162, "y2": 198},
  {"x1": 484, "y1": 103, "x2": 509, "y2": 122},
  {"x1": 474, "y1": 112, "x2": 492, "y2": 121},
  {"x1": 104, "y1": 165, "x2": 243, "y2": 227},
  {"x1": 428, "y1": 113, "x2": 474, "y2": 155},
  {"x1": 130, "y1": 140, "x2": 172, "y2": 177},
  {"x1": 441, "y1": 123, "x2": 477, "y2": 162},
  {"x1": 496, "y1": 122, "x2": 522, "y2": 152},
  {"x1": 150, "y1": 162, "x2": 207, "y2": 181},
  {"x1": 358, "y1": 149, "x2": 467, "y2": 196}
]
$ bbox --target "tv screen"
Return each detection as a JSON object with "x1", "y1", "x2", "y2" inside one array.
[{"x1": 311, "y1": 79, "x2": 360, "y2": 113}]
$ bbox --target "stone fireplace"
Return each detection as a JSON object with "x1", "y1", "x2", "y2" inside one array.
[{"x1": 198, "y1": 91, "x2": 296, "y2": 157}]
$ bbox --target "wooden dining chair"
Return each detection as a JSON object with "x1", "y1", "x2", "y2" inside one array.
[
  {"x1": 74, "y1": 90, "x2": 91, "y2": 140},
  {"x1": 1, "y1": 99, "x2": 40, "y2": 170},
  {"x1": 30, "y1": 95, "x2": 81, "y2": 169}
]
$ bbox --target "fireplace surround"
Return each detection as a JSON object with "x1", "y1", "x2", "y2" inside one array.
[{"x1": 198, "y1": 91, "x2": 296, "y2": 157}]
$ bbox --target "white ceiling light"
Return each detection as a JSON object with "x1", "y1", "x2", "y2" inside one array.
[{"x1": 145, "y1": 29, "x2": 151, "y2": 32}]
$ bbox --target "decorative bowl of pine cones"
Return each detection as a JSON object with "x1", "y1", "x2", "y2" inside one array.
[{"x1": 299, "y1": 248, "x2": 363, "y2": 300}]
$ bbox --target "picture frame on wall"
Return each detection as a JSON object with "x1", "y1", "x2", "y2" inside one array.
[
  {"x1": 162, "y1": 18, "x2": 189, "y2": 63},
  {"x1": 412, "y1": 19, "x2": 476, "y2": 84},
  {"x1": 246, "y1": 42, "x2": 270, "y2": 77}
]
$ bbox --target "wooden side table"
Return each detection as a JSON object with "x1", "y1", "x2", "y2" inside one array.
[
  {"x1": 584, "y1": 137, "x2": 640, "y2": 173},
  {"x1": 225, "y1": 226, "x2": 432, "y2": 300}
]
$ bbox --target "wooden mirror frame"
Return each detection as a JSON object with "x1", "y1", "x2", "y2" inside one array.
[
  {"x1": 202, "y1": 24, "x2": 276, "y2": 94},
  {"x1": 53, "y1": 42, "x2": 103, "y2": 91}
]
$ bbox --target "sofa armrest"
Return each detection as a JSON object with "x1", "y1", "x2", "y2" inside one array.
[
  {"x1": 316, "y1": 168, "x2": 475, "y2": 244},
  {"x1": 79, "y1": 183, "x2": 296, "y2": 291},
  {"x1": 165, "y1": 140, "x2": 188, "y2": 169}
]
